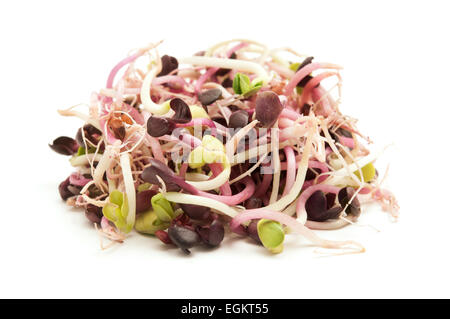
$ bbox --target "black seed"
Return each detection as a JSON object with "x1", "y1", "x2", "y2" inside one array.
[
  {"x1": 170, "y1": 98, "x2": 192, "y2": 123},
  {"x1": 338, "y1": 187, "x2": 361, "y2": 217},
  {"x1": 222, "y1": 77, "x2": 233, "y2": 88},
  {"x1": 300, "y1": 104, "x2": 311, "y2": 116},
  {"x1": 295, "y1": 57, "x2": 315, "y2": 88},
  {"x1": 58, "y1": 177, "x2": 73, "y2": 200},
  {"x1": 136, "y1": 189, "x2": 157, "y2": 213},
  {"x1": 141, "y1": 162, "x2": 180, "y2": 192},
  {"x1": 158, "y1": 55, "x2": 178, "y2": 77},
  {"x1": 228, "y1": 105, "x2": 240, "y2": 112},
  {"x1": 305, "y1": 190, "x2": 327, "y2": 221},
  {"x1": 298, "y1": 74, "x2": 314, "y2": 88},
  {"x1": 196, "y1": 221, "x2": 225, "y2": 247},
  {"x1": 216, "y1": 68, "x2": 230, "y2": 76},
  {"x1": 85, "y1": 204, "x2": 103, "y2": 224},
  {"x1": 67, "y1": 185, "x2": 81, "y2": 195},
  {"x1": 212, "y1": 116, "x2": 228, "y2": 127},
  {"x1": 321, "y1": 129, "x2": 340, "y2": 147},
  {"x1": 146, "y1": 116, "x2": 175, "y2": 137},
  {"x1": 244, "y1": 197, "x2": 263, "y2": 209},
  {"x1": 305, "y1": 189, "x2": 342, "y2": 222},
  {"x1": 76, "y1": 124, "x2": 102, "y2": 146},
  {"x1": 255, "y1": 91, "x2": 283, "y2": 128},
  {"x1": 87, "y1": 184, "x2": 103, "y2": 198},
  {"x1": 336, "y1": 127, "x2": 353, "y2": 138},
  {"x1": 326, "y1": 192, "x2": 337, "y2": 209},
  {"x1": 198, "y1": 88, "x2": 222, "y2": 106},
  {"x1": 229, "y1": 110, "x2": 249, "y2": 130},
  {"x1": 247, "y1": 220, "x2": 261, "y2": 244},
  {"x1": 168, "y1": 225, "x2": 200, "y2": 254},
  {"x1": 297, "y1": 56, "x2": 314, "y2": 71},
  {"x1": 49, "y1": 136, "x2": 79, "y2": 155},
  {"x1": 305, "y1": 168, "x2": 321, "y2": 181},
  {"x1": 324, "y1": 206, "x2": 343, "y2": 220},
  {"x1": 180, "y1": 203, "x2": 211, "y2": 220}
]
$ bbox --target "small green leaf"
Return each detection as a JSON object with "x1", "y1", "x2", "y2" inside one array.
[
  {"x1": 109, "y1": 190, "x2": 123, "y2": 206},
  {"x1": 76, "y1": 146, "x2": 97, "y2": 156},
  {"x1": 239, "y1": 74, "x2": 251, "y2": 93},
  {"x1": 251, "y1": 78, "x2": 263, "y2": 87},
  {"x1": 103, "y1": 190, "x2": 131, "y2": 233},
  {"x1": 102, "y1": 203, "x2": 120, "y2": 222},
  {"x1": 257, "y1": 219, "x2": 285, "y2": 254},
  {"x1": 242, "y1": 84, "x2": 262, "y2": 98},
  {"x1": 354, "y1": 162, "x2": 376, "y2": 182},
  {"x1": 77, "y1": 146, "x2": 86, "y2": 156},
  {"x1": 188, "y1": 135, "x2": 227, "y2": 168},
  {"x1": 233, "y1": 73, "x2": 251, "y2": 95},
  {"x1": 202, "y1": 135, "x2": 226, "y2": 164},
  {"x1": 188, "y1": 146, "x2": 205, "y2": 169},
  {"x1": 121, "y1": 192, "x2": 129, "y2": 219},
  {"x1": 137, "y1": 183, "x2": 152, "y2": 192},
  {"x1": 151, "y1": 193, "x2": 174, "y2": 222},
  {"x1": 289, "y1": 62, "x2": 300, "y2": 72},
  {"x1": 232, "y1": 73, "x2": 242, "y2": 94},
  {"x1": 135, "y1": 210, "x2": 170, "y2": 235}
]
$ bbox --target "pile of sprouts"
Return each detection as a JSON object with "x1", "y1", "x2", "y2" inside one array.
[{"x1": 49, "y1": 39, "x2": 399, "y2": 255}]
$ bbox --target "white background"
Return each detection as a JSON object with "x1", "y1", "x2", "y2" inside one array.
[{"x1": 1, "y1": 0, "x2": 449, "y2": 298}]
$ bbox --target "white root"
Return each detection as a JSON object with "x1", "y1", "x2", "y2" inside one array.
[{"x1": 179, "y1": 56, "x2": 270, "y2": 84}]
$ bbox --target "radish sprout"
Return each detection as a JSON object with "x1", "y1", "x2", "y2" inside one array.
[{"x1": 51, "y1": 39, "x2": 398, "y2": 255}]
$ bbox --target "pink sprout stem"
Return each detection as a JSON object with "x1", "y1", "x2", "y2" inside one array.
[
  {"x1": 282, "y1": 146, "x2": 296, "y2": 196},
  {"x1": 198, "y1": 177, "x2": 255, "y2": 206},
  {"x1": 254, "y1": 170, "x2": 273, "y2": 198},
  {"x1": 69, "y1": 172, "x2": 92, "y2": 187},
  {"x1": 209, "y1": 163, "x2": 232, "y2": 196},
  {"x1": 152, "y1": 75, "x2": 188, "y2": 88},
  {"x1": 298, "y1": 72, "x2": 339, "y2": 109},
  {"x1": 338, "y1": 136, "x2": 355, "y2": 149},
  {"x1": 280, "y1": 108, "x2": 302, "y2": 121},
  {"x1": 312, "y1": 86, "x2": 334, "y2": 115},
  {"x1": 284, "y1": 62, "x2": 342, "y2": 96},
  {"x1": 106, "y1": 52, "x2": 143, "y2": 89}
]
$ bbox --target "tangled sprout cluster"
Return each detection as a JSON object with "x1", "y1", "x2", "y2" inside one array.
[{"x1": 50, "y1": 39, "x2": 398, "y2": 254}]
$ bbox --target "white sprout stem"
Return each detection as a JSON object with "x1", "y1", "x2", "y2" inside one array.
[
  {"x1": 225, "y1": 120, "x2": 258, "y2": 161},
  {"x1": 106, "y1": 171, "x2": 116, "y2": 193},
  {"x1": 185, "y1": 173, "x2": 211, "y2": 182},
  {"x1": 93, "y1": 141, "x2": 119, "y2": 190},
  {"x1": 269, "y1": 126, "x2": 281, "y2": 204},
  {"x1": 282, "y1": 199, "x2": 298, "y2": 217},
  {"x1": 57, "y1": 108, "x2": 101, "y2": 130},
  {"x1": 70, "y1": 153, "x2": 103, "y2": 167},
  {"x1": 120, "y1": 153, "x2": 136, "y2": 227},
  {"x1": 326, "y1": 144, "x2": 390, "y2": 186},
  {"x1": 164, "y1": 192, "x2": 237, "y2": 218},
  {"x1": 178, "y1": 56, "x2": 270, "y2": 84},
  {"x1": 231, "y1": 140, "x2": 291, "y2": 165},
  {"x1": 321, "y1": 124, "x2": 361, "y2": 186},
  {"x1": 140, "y1": 51, "x2": 170, "y2": 115},
  {"x1": 265, "y1": 125, "x2": 313, "y2": 211},
  {"x1": 186, "y1": 161, "x2": 231, "y2": 191},
  {"x1": 81, "y1": 194, "x2": 107, "y2": 207},
  {"x1": 141, "y1": 67, "x2": 168, "y2": 115},
  {"x1": 205, "y1": 39, "x2": 267, "y2": 57}
]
